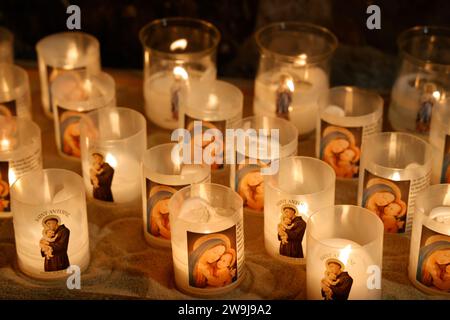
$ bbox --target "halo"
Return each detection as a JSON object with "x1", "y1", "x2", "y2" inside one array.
[
  {"x1": 192, "y1": 233, "x2": 231, "y2": 252},
  {"x1": 149, "y1": 185, "x2": 178, "y2": 198},
  {"x1": 366, "y1": 177, "x2": 402, "y2": 199},
  {"x1": 424, "y1": 234, "x2": 450, "y2": 247},
  {"x1": 281, "y1": 204, "x2": 298, "y2": 216},
  {"x1": 325, "y1": 258, "x2": 345, "y2": 271},
  {"x1": 323, "y1": 126, "x2": 356, "y2": 146},
  {"x1": 42, "y1": 215, "x2": 61, "y2": 227}
]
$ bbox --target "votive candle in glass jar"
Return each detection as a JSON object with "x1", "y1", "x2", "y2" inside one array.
[
  {"x1": 142, "y1": 143, "x2": 211, "y2": 247},
  {"x1": 140, "y1": 17, "x2": 220, "y2": 129},
  {"x1": 0, "y1": 116, "x2": 42, "y2": 218},
  {"x1": 51, "y1": 70, "x2": 116, "y2": 159},
  {"x1": 36, "y1": 32, "x2": 101, "y2": 118},
  {"x1": 429, "y1": 97, "x2": 450, "y2": 184},
  {"x1": 254, "y1": 22, "x2": 338, "y2": 136},
  {"x1": 317, "y1": 86, "x2": 383, "y2": 179},
  {"x1": 264, "y1": 156, "x2": 335, "y2": 263},
  {"x1": 230, "y1": 115, "x2": 298, "y2": 215},
  {"x1": 389, "y1": 26, "x2": 450, "y2": 137},
  {"x1": 0, "y1": 64, "x2": 32, "y2": 118},
  {"x1": 306, "y1": 205, "x2": 383, "y2": 300},
  {"x1": 409, "y1": 184, "x2": 450, "y2": 296},
  {"x1": 168, "y1": 183, "x2": 245, "y2": 297},
  {"x1": 11, "y1": 169, "x2": 90, "y2": 280},
  {"x1": 80, "y1": 107, "x2": 146, "y2": 204},
  {"x1": 0, "y1": 27, "x2": 13, "y2": 63},
  {"x1": 358, "y1": 132, "x2": 432, "y2": 234}
]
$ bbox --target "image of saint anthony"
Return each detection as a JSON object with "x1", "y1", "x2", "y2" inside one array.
[
  {"x1": 416, "y1": 82, "x2": 438, "y2": 134},
  {"x1": 39, "y1": 215, "x2": 70, "y2": 272},
  {"x1": 170, "y1": 72, "x2": 188, "y2": 121},
  {"x1": 90, "y1": 152, "x2": 115, "y2": 202},
  {"x1": 275, "y1": 74, "x2": 293, "y2": 120},
  {"x1": 147, "y1": 184, "x2": 177, "y2": 240},
  {"x1": 278, "y1": 205, "x2": 306, "y2": 258},
  {"x1": 188, "y1": 233, "x2": 237, "y2": 288},
  {"x1": 321, "y1": 258, "x2": 353, "y2": 300}
]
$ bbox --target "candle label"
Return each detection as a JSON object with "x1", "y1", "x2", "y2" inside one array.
[
  {"x1": 88, "y1": 152, "x2": 115, "y2": 202},
  {"x1": 145, "y1": 179, "x2": 187, "y2": 241},
  {"x1": 57, "y1": 106, "x2": 88, "y2": 158},
  {"x1": 275, "y1": 75, "x2": 293, "y2": 120},
  {"x1": 0, "y1": 161, "x2": 11, "y2": 214},
  {"x1": 184, "y1": 115, "x2": 227, "y2": 170},
  {"x1": 187, "y1": 225, "x2": 241, "y2": 289},
  {"x1": 319, "y1": 121, "x2": 362, "y2": 179},
  {"x1": 320, "y1": 257, "x2": 354, "y2": 300},
  {"x1": 362, "y1": 170, "x2": 410, "y2": 234},
  {"x1": 0, "y1": 99, "x2": 17, "y2": 116},
  {"x1": 415, "y1": 225, "x2": 450, "y2": 293},
  {"x1": 440, "y1": 134, "x2": 450, "y2": 183},
  {"x1": 415, "y1": 82, "x2": 438, "y2": 134}
]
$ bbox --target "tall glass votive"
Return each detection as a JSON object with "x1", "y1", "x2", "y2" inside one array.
[
  {"x1": 0, "y1": 27, "x2": 13, "y2": 63},
  {"x1": 80, "y1": 107, "x2": 146, "y2": 204},
  {"x1": 51, "y1": 70, "x2": 116, "y2": 159},
  {"x1": 0, "y1": 116, "x2": 42, "y2": 218},
  {"x1": 142, "y1": 143, "x2": 211, "y2": 247},
  {"x1": 409, "y1": 184, "x2": 450, "y2": 296},
  {"x1": 316, "y1": 86, "x2": 383, "y2": 179},
  {"x1": 36, "y1": 32, "x2": 101, "y2": 118},
  {"x1": 429, "y1": 98, "x2": 450, "y2": 184},
  {"x1": 358, "y1": 132, "x2": 432, "y2": 234},
  {"x1": 11, "y1": 169, "x2": 90, "y2": 280},
  {"x1": 264, "y1": 156, "x2": 335, "y2": 263},
  {"x1": 0, "y1": 64, "x2": 31, "y2": 118},
  {"x1": 140, "y1": 17, "x2": 220, "y2": 129},
  {"x1": 168, "y1": 183, "x2": 245, "y2": 297},
  {"x1": 253, "y1": 22, "x2": 338, "y2": 136},
  {"x1": 230, "y1": 115, "x2": 298, "y2": 215},
  {"x1": 306, "y1": 205, "x2": 384, "y2": 300},
  {"x1": 389, "y1": 26, "x2": 450, "y2": 136}
]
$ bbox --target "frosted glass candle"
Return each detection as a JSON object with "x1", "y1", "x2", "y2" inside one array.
[
  {"x1": 306, "y1": 205, "x2": 384, "y2": 300},
  {"x1": 80, "y1": 107, "x2": 146, "y2": 204},
  {"x1": 316, "y1": 86, "x2": 383, "y2": 179},
  {"x1": 358, "y1": 132, "x2": 432, "y2": 234},
  {"x1": 51, "y1": 70, "x2": 116, "y2": 159},
  {"x1": 0, "y1": 64, "x2": 32, "y2": 118},
  {"x1": 429, "y1": 98, "x2": 450, "y2": 184},
  {"x1": 389, "y1": 26, "x2": 450, "y2": 136},
  {"x1": 409, "y1": 184, "x2": 450, "y2": 296},
  {"x1": 0, "y1": 116, "x2": 42, "y2": 218},
  {"x1": 0, "y1": 27, "x2": 13, "y2": 63},
  {"x1": 11, "y1": 169, "x2": 90, "y2": 280},
  {"x1": 169, "y1": 183, "x2": 245, "y2": 297},
  {"x1": 36, "y1": 32, "x2": 101, "y2": 118},
  {"x1": 140, "y1": 17, "x2": 220, "y2": 129},
  {"x1": 142, "y1": 143, "x2": 211, "y2": 247},
  {"x1": 264, "y1": 156, "x2": 335, "y2": 263},
  {"x1": 253, "y1": 22, "x2": 337, "y2": 135},
  {"x1": 230, "y1": 115, "x2": 298, "y2": 215}
]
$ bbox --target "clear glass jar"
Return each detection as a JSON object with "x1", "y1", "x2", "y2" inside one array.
[{"x1": 0, "y1": 63, "x2": 32, "y2": 119}]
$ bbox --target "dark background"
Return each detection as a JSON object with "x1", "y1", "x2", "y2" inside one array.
[{"x1": 1, "y1": 0, "x2": 449, "y2": 91}]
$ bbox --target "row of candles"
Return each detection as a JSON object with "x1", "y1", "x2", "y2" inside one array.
[{"x1": 0, "y1": 19, "x2": 449, "y2": 299}]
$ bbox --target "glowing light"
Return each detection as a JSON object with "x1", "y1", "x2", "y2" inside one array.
[
  {"x1": 66, "y1": 44, "x2": 79, "y2": 66},
  {"x1": 83, "y1": 79, "x2": 93, "y2": 94},
  {"x1": 170, "y1": 38, "x2": 188, "y2": 51},
  {"x1": 8, "y1": 169, "x2": 16, "y2": 185},
  {"x1": 432, "y1": 90, "x2": 441, "y2": 100},
  {"x1": 285, "y1": 78, "x2": 295, "y2": 92},
  {"x1": 105, "y1": 153, "x2": 117, "y2": 168},
  {"x1": 173, "y1": 66, "x2": 189, "y2": 81},
  {"x1": 207, "y1": 94, "x2": 218, "y2": 108},
  {"x1": 391, "y1": 172, "x2": 401, "y2": 181},
  {"x1": 298, "y1": 202, "x2": 309, "y2": 215},
  {"x1": 338, "y1": 244, "x2": 352, "y2": 266},
  {"x1": 0, "y1": 138, "x2": 10, "y2": 151},
  {"x1": 295, "y1": 53, "x2": 308, "y2": 66}
]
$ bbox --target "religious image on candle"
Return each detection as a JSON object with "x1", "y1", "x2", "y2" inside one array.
[
  {"x1": 0, "y1": 100, "x2": 17, "y2": 117},
  {"x1": 415, "y1": 225, "x2": 450, "y2": 293},
  {"x1": 440, "y1": 135, "x2": 450, "y2": 184},
  {"x1": 277, "y1": 203, "x2": 306, "y2": 259},
  {"x1": 415, "y1": 82, "x2": 439, "y2": 134},
  {"x1": 89, "y1": 152, "x2": 115, "y2": 202},
  {"x1": 320, "y1": 258, "x2": 354, "y2": 300},
  {"x1": 146, "y1": 181, "x2": 186, "y2": 241},
  {"x1": 0, "y1": 161, "x2": 10, "y2": 213},
  {"x1": 319, "y1": 122, "x2": 362, "y2": 179},
  {"x1": 187, "y1": 225, "x2": 238, "y2": 289},
  {"x1": 362, "y1": 170, "x2": 410, "y2": 234},
  {"x1": 57, "y1": 108, "x2": 88, "y2": 158},
  {"x1": 39, "y1": 215, "x2": 70, "y2": 272}
]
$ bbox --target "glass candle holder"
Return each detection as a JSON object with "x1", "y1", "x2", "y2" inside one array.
[
  {"x1": 0, "y1": 27, "x2": 13, "y2": 63},
  {"x1": 389, "y1": 26, "x2": 450, "y2": 136},
  {"x1": 358, "y1": 132, "x2": 432, "y2": 234},
  {"x1": 11, "y1": 169, "x2": 90, "y2": 280},
  {"x1": 430, "y1": 97, "x2": 450, "y2": 183},
  {"x1": 409, "y1": 184, "x2": 450, "y2": 296},
  {"x1": 140, "y1": 17, "x2": 220, "y2": 129},
  {"x1": 306, "y1": 205, "x2": 384, "y2": 300},
  {"x1": 168, "y1": 183, "x2": 245, "y2": 297},
  {"x1": 80, "y1": 107, "x2": 146, "y2": 204},
  {"x1": 264, "y1": 156, "x2": 335, "y2": 263},
  {"x1": 142, "y1": 143, "x2": 211, "y2": 247},
  {"x1": 0, "y1": 64, "x2": 32, "y2": 118},
  {"x1": 253, "y1": 22, "x2": 338, "y2": 136},
  {"x1": 316, "y1": 86, "x2": 383, "y2": 179},
  {"x1": 51, "y1": 70, "x2": 116, "y2": 159},
  {"x1": 36, "y1": 32, "x2": 101, "y2": 118},
  {"x1": 0, "y1": 116, "x2": 42, "y2": 218},
  {"x1": 230, "y1": 115, "x2": 298, "y2": 215}
]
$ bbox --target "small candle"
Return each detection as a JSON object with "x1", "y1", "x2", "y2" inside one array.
[
  {"x1": 0, "y1": 64, "x2": 32, "y2": 119},
  {"x1": 429, "y1": 98, "x2": 450, "y2": 184}
]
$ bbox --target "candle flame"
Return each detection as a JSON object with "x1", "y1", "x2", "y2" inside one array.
[
  {"x1": 207, "y1": 94, "x2": 219, "y2": 108},
  {"x1": 391, "y1": 172, "x2": 401, "y2": 181},
  {"x1": 105, "y1": 153, "x2": 117, "y2": 168},
  {"x1": 170, "y1": 38, "x2": 188, "y2": 51},
  {"x1": 0, "y1": 138, "x2": 10, "y2": 151},
  {"x1": 298, "y1": 202, "x2": 309, "y2": 215},
  {"x1": 295, "y1": 53, "x2": 308, "y2": 66},
  {"x1": 173, "y1": 66, "x2": 189, "y2": 81},
  {"x1": 432, "y1": 90, "x2": 441, "y2": 101},
  {"x1": 8, "y1": 169, "x2": 16, "y2": 185},
  {"x1": 338, "y1": 244, "x2": 352, "y2": 266},
  {"x1": 285, "y1": 78, "x2": 294, "y2": 92},
  {"x1": 66, "y1": 44, "x2": 79, "y2": 66},
  {"x1": 83, "y1": 79, "x2": 93, "y2": 93}
]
